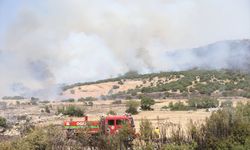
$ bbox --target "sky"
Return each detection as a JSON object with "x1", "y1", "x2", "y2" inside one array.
[{"x1": 0, "y1": 0, "x2": 250, "y2": 98}]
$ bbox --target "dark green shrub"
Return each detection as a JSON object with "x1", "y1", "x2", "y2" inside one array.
[
  {"x1": 118, "y1": 80, "x2": 123, "y2": 85},
  {"x1": 125, "y1": 96, "x2": 132, "y2": 100},
  {"x1": 161, "y1": 105, "x2": 169, "y2": 110},
  {"x1": 39, "y1": 100, "x2": 50, "y2": 104},
  {"x1": 0, "y1": 125, "x2": 68, "y2": 150},
  {"x1": 30, "y1": 98, "x2": 39, "y2": 105},
  {"x1": 188, "y1": 102, "x2": 250, "y2": 149},
  {"x1": 45, "y1": 105, "x2": 50, "y2": 113},
  {"x1": 241, "y1": 91, "x2": 250, "y2": 98},
  {"x1": 57, "y1": 105, "x2": 85, "y2": 117},
  {"x1": 84, "y1": 97, "x2": 97, "y2": 101},
  {"x1": 140, "y1": 96, "x2": 155, "y2": 110},
  {"x1": 125, "y1": 106, "x2": 138, "y2": 115},
  {"x1": 16, "y1": 101, "x2": 20, "y2": 105},
  {"x1": 61, "y1": 98, "x2": 75, "y2": 102},
  {"x1": 169, "y1": 101, "x2": 192, "y2": 111},
  {"x1": 0, "y1": 116, "x2": 7, "y2": 128},
  {"x1": 113, "y1": 85, "x2": 119, "y2": 89},
  {"x1": 188, "y1": 97, "x2": 219, "y2": 109},
  {"x1": 125, "y1": 100, "x2": 139, "y2": 115},
  {"x1": 112, "y1": 100, "x2": 122, "y2": 104}
]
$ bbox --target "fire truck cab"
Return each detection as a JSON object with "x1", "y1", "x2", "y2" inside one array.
[{"x1": 101, "y1": 114, "x2": 135, "y2": 135}]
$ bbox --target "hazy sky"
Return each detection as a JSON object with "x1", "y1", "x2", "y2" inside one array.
[{"x1": 0, "y1": 0, "x2": 250, "y2": 98}]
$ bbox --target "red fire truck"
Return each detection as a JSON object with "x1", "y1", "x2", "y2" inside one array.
[{"x1": 63, "y1": 114, "x2": 135, "y2": 137}]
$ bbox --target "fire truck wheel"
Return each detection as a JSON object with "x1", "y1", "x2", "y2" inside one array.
[{"x1": 106, "y1": 128, "x2": 110, "y2": 133}]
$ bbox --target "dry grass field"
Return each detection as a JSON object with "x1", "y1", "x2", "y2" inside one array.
[{"x1": 1, "y1": 97, "x2": 249, "y2": 134}]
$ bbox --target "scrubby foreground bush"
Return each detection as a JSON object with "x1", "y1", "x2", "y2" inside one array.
[
  {"x1": 188, "y1": 102, "x2": 250, "y2": 149},
  {"x1": 0, "y1": 126, "x2": 66, "y2": 150},
  {"x1": 141, "y1": 102, "x2": 250, "y2": 149},
  {"x1": 0, "y1": 125, "x2": 135, "y2": 150}
]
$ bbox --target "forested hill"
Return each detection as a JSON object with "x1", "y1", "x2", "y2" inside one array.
[{"x1": 62, "y1": 70, "x2": 250, "y2": 99}]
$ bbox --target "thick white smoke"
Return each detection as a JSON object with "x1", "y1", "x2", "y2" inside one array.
[{"x1": 0, "y1": 0, "x2": 249, "y2": 98}]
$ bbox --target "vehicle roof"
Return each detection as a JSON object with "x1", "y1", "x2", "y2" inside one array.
[{"x1": 105, "y1": 115, "x2": 129, "y2": 120}]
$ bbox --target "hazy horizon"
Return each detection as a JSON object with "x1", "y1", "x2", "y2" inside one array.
[{"x1": 0, "y1": 0, "x2": 250, "y2": 98}]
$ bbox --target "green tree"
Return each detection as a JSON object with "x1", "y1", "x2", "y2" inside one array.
[
  {"x1": 125, "y1": 100, "x2": 139, "y2": 115},
  {"x1": 140, "y1": 96, "x2": 155, "y2": 110}
]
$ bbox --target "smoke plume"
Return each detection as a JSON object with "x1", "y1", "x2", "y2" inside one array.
[{"x1": 0, "y1": 0, "x2": 249, "y2": 98}]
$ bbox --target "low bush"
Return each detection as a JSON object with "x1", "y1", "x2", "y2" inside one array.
[
  {"x1": 189, "y1": 102, "x2": 250, "y2": 149},
  {"x1": 39, "y1": 100, "x2": 50, "y2": 104},
  {"x1": 112, "y1": 100, "x2": 122, "y2": 104},
  {"x1": 0, "y1": 125, "x2": 68, "y2": 150},
  {"x1": 187, "y1": 97, "x2": 219, "y2": 109},
  {"x1": 112, "y1": 85, "x2": 119, "y2": 89},
  {"x1": 125, "y1": 106, "x2": 138, "y2": 115},
  {"x1": 125, "y1": 100, "x2": 139, "y2": 115},
  {"x1": 0, "y1": 116, "x2": 7, "y2": 128},
  {"x1": 78, "y1": 97, "x2": 97, "y2": 102},
  {"x1": 168, "y1": 101, "x2": 192, "y2": 111},
  {"x1": 61, "y1": 98, "x2": 75, "y2": 102},
  {"x1": 140, "y1": 96, "x2": 155, "y2": 110},
  {"x1": 57, "y1": 105, "x2": 85, "y2": 117},
  {"x1": 1, "y1": 102, "x2": 249, "y2": 149},
  {"x1": 45, "y1": 105, "x2": 50, "y2": 113},
  {"x1": 117, "y1": 80, "x2": 123, "y2": 85},
  {"x1": 161, "y1": 105, "x2": 169, "y2": 110}
]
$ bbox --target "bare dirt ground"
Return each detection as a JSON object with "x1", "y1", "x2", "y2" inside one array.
[
  {"x1": 63, "y1": 80, "x2": 144, "y2": 99},
  {"x1": 62, "y1": 76, "x2": 183, "y2": 99}
]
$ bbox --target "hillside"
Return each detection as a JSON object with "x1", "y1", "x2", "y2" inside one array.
[
  {"x1": 62, "y1": 39, "x2": 250, "y2": 100},
  {"x1": 61, "y1": 39, "x2": 250, "y2": 100},
  {"x1": 62, "y1": 69, "x2": 250, "y2": 100}
]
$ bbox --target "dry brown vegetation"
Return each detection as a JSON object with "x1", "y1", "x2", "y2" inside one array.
[
  {"x1": 1, "y1": 70, "x2": 250, "y2": 149},
  {"x1": 1, "y1": 102, "x2": 250, "y2": 149}
]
